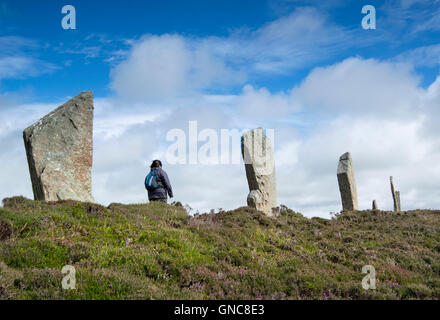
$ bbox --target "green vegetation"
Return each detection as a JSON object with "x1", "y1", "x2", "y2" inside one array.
[{"x1": 0, "y1": 196, "x2": 439, "y2": 300}]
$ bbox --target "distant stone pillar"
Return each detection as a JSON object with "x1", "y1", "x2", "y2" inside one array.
[
  {"x1": 23, "y1": 91, "x2": 94, "y2": 202},
  {"x1": 396, "y1": 191, "x2": 401, "y2": 211},
  {"x1": 372, "y1": 200, "x2": 378, "y2": 210},
  {"x1": 390, "y1": 176, "x2": 399, "y2": 212},
  {"x1": 241, "y1": 128, "x2": 277, "y2": 216},
  {"x1": 337, "y1": 152, "x2": 358, "y2": 211}
]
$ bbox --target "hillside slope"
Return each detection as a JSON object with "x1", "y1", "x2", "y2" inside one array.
[{"x1": 0, "y1": 196, "x2": 439, "y2": 300}]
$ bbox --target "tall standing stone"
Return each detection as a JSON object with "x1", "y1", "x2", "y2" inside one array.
[
  {"x1": 390, "y1": 176, "x2": 400, "y2": 212},
  {"x1": 372, "y1": 200, "x2": 378, "y2": 210},
  {"x1": 337, "y1": 152, "x2": 358, "y2": 211},
  {"x1": 241, "y1": 128, "x2": 277, "y2": 216},
  {"x1": 23, "y1": 91, "x2": 94, "y2": 202}
]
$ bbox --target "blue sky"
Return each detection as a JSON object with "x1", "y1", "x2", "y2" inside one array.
[
  {"x1": 1, "y1": 0, "x2": 440, "y2": 217},
  {"x1": 2, "y1": 0, "x2": 439, "y2": 99},
  {"x1": 1, "y1": 0, "x2": 276, "y2": 99}
]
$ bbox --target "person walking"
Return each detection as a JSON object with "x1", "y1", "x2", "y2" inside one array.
[{"x1": 145, "y1": 160, "x2": 173, "y2": 203}]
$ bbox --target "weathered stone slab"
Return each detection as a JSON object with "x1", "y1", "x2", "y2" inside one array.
[
  {"x1": 23, "y1": 91, "x2": 94, "y2": 202},
  {"x1": 390, "y1": 176, "x2": 401, "y2": 212},
  {"x1": 241, "y1": 128, "x2": 277, "y2": 216},
  {"x1": 337, "y1": 152, "x2": 358, "y2": 211},
  {"x1": 372, "y1": 200, "x2": 378, "y2": 210}
]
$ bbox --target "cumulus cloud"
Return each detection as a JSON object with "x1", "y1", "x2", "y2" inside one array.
[
  {"x1": 0, "y1": 102, "x2": 58, "y2": 201},
  {"x1": 102, "y1": 57, "x2": 440, "y2": 217},
  {"x1": 272, "y1": 58, "x2": 440, "y2": 216},
  {"x1": 2, "y1": 56, "x2": 439, "y2": 218},
  {"x1": 291, "y1": 57, "x2": 424, "y2": 117},
  {"x1": 110, "y1": 34, "x2": 246, "y2": 101},
  {"x1": 1, "y1": 6, "x2": 440, "y2": 218},
  {"x1": 109, "y1": 7, "x2": 360, "y2": 101},
  {"x1": 148, "y1": 59, "x2": 439, "y2": 216},
  {"x1": 419, "y1": 75, "x2": 440, "y2": 139},
  {"x1": 237, "y1": 85, "x2": 297, "y2": 121},
  {"x1": 277, "y1": 117, "x2": 435, "y2": 217}
]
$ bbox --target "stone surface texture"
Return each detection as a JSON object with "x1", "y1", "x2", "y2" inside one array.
[
  {"x1": 390, "y1": 176, "x2": 400, "y2": 212},
  {"x1": 241, "y1": 128, "x2": 277, "y2": 216},
  {"x1": 23, "y1": 91, "x2": 94, "y2": 202},
  {"x1": 337, "y1": 152, "x2": 358, "y2": 211}
]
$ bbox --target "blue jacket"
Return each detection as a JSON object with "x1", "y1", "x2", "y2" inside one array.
[{"x1": 147, "y1": 167, "x2": 173, "y2": 200}]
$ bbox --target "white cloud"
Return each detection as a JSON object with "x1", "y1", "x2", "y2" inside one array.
[
  {"x1": 110, "y1": 34, "x2": 190, "y2": 100},
  {"x1": 291, "y1": 57, "x2": 423, "y2": 116},
  {"x1": 237, "y1": 85, "x2": 297, "y2": 120},
  {"x1": 110, "y1": 34, "x2": 246, "y2": 101},
  {"x1": 277, "y1": 116, "x2": 435, "y2": 217},
  {"x1": 0, "y1": 36, "x2": 38, "y2": 54},
  {"x1": 396, "y1": 44, "x2": 440, "y2": 68},
  {"x1": 206, "y1": 7, "x2": 355, "y2": 75},
  {"x1": 419, "y1": 75, "x2": 440, "y2": 139},
  {"x1": 2, "y1": 56, "x2": 440, "y2": 218},
  {"x1": 0, "y1": 102, "x2": 58, "y2": 202},
  {"x1": 272, "y1": 58, "x2": 440, "y2": 216},
  {"x1": 378, "y1": 0, "x2": 440, "y2": 37},
  {"x1": 1, "y1": 0, "x2": 440, "y2": 222},
  {"x1": 0, "y1": 56, "x2": 58, "y2": 79},
  {"x1": 412, "y1": 8, "x2": 440, "y2": 33},
  {"x1": 0, "y1": 36, "x2": 58, "y2": 80},
  {"x1": 109, "y1": 8, "x2": 359, "y2": 101}
]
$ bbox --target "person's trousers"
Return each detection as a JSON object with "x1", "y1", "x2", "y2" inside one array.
[{"x1": 150, "y1": 198, "x2": 167, "y2": 203}]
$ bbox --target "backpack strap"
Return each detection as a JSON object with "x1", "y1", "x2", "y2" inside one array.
[{"x1": 151, "y1": 168, "x2": 164, "y2": 188}]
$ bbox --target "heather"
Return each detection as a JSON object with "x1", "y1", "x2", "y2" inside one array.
[{"x1": 0, "y1": 196, "x2": 439, "y2": 300}]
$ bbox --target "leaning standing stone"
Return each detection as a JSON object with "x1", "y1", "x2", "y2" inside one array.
[
  {"x1": 23, "y1": 91, "x2": 94, "y2": 202},
  {"x1": 390, "y1": 176, "x2": 400, "y2": 212},
  {"x1": 337, "y1": 152, "x2": 358, "y2": 211},
  {"x1": 241, "y1": 128, "x2": 277, "y2": 216}
]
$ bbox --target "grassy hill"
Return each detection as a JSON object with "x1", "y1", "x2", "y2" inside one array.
[{"x1": 0, "y1": 196, "x2": 439, "y2": 300}]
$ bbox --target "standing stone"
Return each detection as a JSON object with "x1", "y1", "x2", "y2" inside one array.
[
  {"x1": 23, "y1": 91, "x2": 94, "y2": 202},
  {"x1": 390, "y1": 176, "x2": 399, "y2": 212},
  {"x1": 372, "y1": 200, "x2": 378, "y2": 210},
  {"x1": 241, "y1": 128, "x2": 277, "y2": 216},
  {"x1": 337, "y1": 152, "x2": 358, "y2": 211}
]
